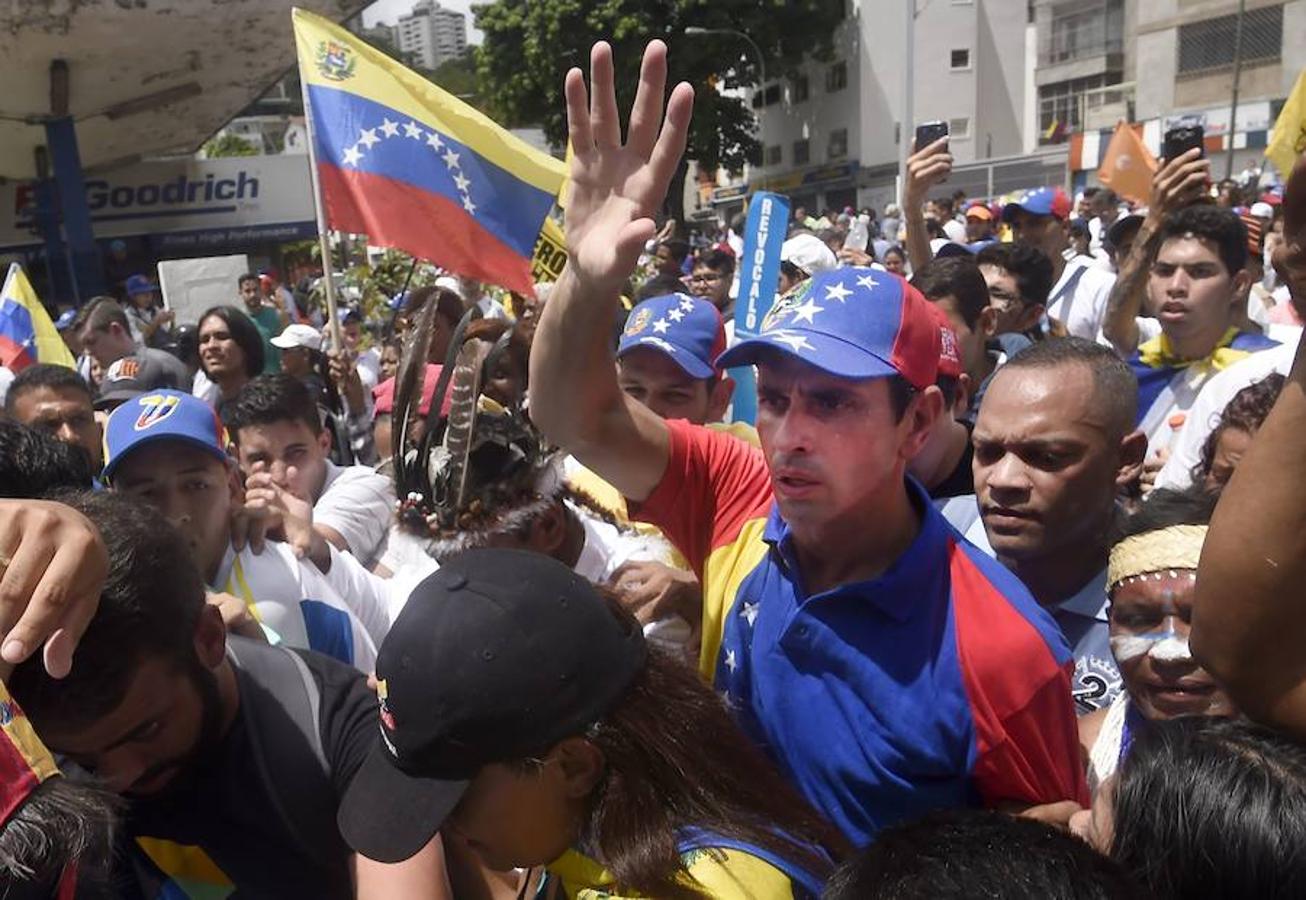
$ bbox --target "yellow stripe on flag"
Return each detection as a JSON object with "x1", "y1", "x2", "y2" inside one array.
[
  {"x1": 1267, "y1": 69, "x2": 1306, "y2": 178},
  {"x1": 291, "y1": 8, "x2": 564, "y2": 194},
  {"x1": 0, "y1": 263, "x2": 76, "y2": 370}
]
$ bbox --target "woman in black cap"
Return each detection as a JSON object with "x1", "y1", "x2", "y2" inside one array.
[{"x1": 339, "y1": 549, "x2": 847, "y2": 898}]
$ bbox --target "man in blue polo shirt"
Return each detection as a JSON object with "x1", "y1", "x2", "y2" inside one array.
[{"x1": 530, "y1": 40, "x2": 1087, "y2": 845}]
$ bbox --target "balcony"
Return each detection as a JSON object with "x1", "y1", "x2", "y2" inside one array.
[{"x1": 1035, "y1": 0, "x2": 1125, "y2": 86}]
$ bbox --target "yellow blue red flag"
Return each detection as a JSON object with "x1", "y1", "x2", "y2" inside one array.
[
  {"x1": 291, "y1": 8, "x2": 566, "y2": 296},
  {"x1": 0, "y1": 263, "x2": 76, "y2": 372}
]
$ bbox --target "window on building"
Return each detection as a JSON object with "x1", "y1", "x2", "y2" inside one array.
[
  {"x1": 1044, "y1": 0, "x2": 1124, "y2": 65},
  {"x1": 1037, "y1": 72, "x2": 1122, "y2": 143},
  {"x1": 949, "y1": 117, "x2": 971, "y2": 139},
  {"x1": 826, "y1": 61, "x2": 847, "y2": 92},
  {"x1": 1178, "y1": 5, "x2": 1282, "y2": 76},
  {"x1": 793, "y1": 139, "x2": 810, "y2": 165},
  {"x1": 751, "y1": 83, "x2": 783, "y2": 109},
  {"x1": 950, "y1": 49, "x2": 971, "y2": 70},
  {"x1": 765, "y1": 145, "x2": 783, "y2": 166},
  {"x1": 792, "y1": 74, "x2": 810, "y2": 103},
  {"x1": 828, "y1": 128, "x2": 848, "y2": 160}
]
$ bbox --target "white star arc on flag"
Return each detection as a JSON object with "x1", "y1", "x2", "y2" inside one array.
[{"x1": 343, "y1": 114, "x2": 475, "y2": 217}]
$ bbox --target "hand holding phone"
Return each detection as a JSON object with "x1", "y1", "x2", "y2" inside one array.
[{"x1": 915, "y1": 120, "x2": 949, "y2": 153}]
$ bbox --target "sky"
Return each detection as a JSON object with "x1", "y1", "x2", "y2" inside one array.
[{"x1": 362, "y1": 0, "x2": 484, "y2": 44}]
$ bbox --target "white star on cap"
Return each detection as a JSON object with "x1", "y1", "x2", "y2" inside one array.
[
  {"x1": 679, "y1": 297, "x2": 697, "y2": 313},
  {"x1": 380, "y1": 118, "x2": 399, "y2": 138},
  {"x1": 341, "y1": 145, "x2": 363, "y2": 167},
  {"x1": 791, "y1": 297, "x2": 825, "y2": 325},
  {"x1": 667, "y1": 307, "x2": 685, "y2": 323},
  {"x1": 453, "y1": 173, "x2": 470, "y2": 193},
  {"x1": 725, "y1": 649, "x2": 738, "y2": 672},
  {"x1": 425, "y1": 130, "x2": 444, "y2": 149},
  {"x1": 357, "y1": 127, "x2": 379, "y2": 149},
  {"x1": 652, "y1": 318, "x2": 670, "y2": 334},
  {"x1": 855, "y1": 274, "x2": 880, "y2": 291},
  {"x1": 462, "y1": 196, "x2": 477, "y2": 214},
  {"x1": 641, "y1": 336, "x2": 677, "y2": 353},
  {"x1": 741, "y1": 601, "x2": 759, "y2": 627},
  {"x1": 770, "y1": 332, "x2": 815, "y2": 352},
  {"x1": 824, "y1": 281, "x2": 853, "y2": 303}
]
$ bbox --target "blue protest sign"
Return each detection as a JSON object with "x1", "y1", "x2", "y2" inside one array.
[{"x1": 729, "y1": 191, "x2": 789, "y2": 424}]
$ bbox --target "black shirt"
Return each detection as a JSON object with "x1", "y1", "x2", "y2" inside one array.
[{"x1": 125, "y1": 647, "x2": 376, "y2": 899}]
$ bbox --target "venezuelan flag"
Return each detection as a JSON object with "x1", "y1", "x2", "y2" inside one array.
[
  {"x1": 0, "y1": 263, "x2": 76, "y2": 372},
  {"x1": 292, "y1": 9, "x2": 566, "y2": 296}
]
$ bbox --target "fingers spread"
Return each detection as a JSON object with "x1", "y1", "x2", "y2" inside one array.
[
  {"x1": 626, "y1": 40, "x2": 669, "y2": 158},
  {"x1": 564, "y1": 67, "x2": 593, "y2": 157},
  {"x1": 589, "y1": 41, "x2": 621, "y2": 148}
]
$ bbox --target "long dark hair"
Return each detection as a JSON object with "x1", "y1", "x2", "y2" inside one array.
[
  {"x1": 1193, "y1": 373, "x2": 1285, "y2": 485},
  {"x1": 1109, "y1": 716, "x2": 1306, "y2": 899},
  {"x1": 198, "y1": 305, "x2": 265, "y2": 379},
  {"x1": 578, "y1": 597, "x2": 849, "y2": 898}
]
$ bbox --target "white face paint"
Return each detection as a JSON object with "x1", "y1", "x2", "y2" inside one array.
[{"x1": 1109, "y1": 625, "x2": 1193, "y2": 663}]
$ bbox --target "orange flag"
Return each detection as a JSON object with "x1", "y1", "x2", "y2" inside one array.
[{"x1": 1097, "y1": 121, "x2": 1158, "y2": 204}]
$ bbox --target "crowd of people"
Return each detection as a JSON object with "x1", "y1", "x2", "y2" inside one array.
[{"x1": 2, "y1": 37, "x2": 1306, "y2": 899}]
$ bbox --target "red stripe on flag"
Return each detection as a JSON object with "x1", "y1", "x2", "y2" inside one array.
[
  {"x1": 319, "y1": 164, "x2": 538, "y2": 296},
  {"x1": 0, "y1": 335, "x2": 35, "y2": 373}
]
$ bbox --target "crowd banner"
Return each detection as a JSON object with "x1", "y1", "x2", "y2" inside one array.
[
  {"x1": 729, "y1": 191, "x2": 789, "y2": 425},
  {"x1": 292, "y1": 8, "x2": 566, "y2": 298},
  {"x1": 530, "y1": 216, "x2": 568, "y2": 285}
]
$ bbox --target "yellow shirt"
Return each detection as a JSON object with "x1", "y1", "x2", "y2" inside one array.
[{"x1": 548, "y1": 845, "x2": 801, "y2": 899}]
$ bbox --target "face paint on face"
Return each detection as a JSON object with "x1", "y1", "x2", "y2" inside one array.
[{"x1": 1109, "y1": 623, "x2": 1193, "y2": 663}]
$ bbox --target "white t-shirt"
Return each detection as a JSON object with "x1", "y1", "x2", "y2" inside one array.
[
  {"x1": 1047, "y1": 257, "x2": 1117, "y2": 341},
  {"x1": 192, "y1": 369, "x2": 221, "y2": 408},
  {"x1": 1155, "y1": 335, "x2": 1301, "y2": 490},
  {"x1": 381, "y1": 500, "x2": 682, "y2": 623},
  {"x1": 212, "y1": 540, "x2": 392, "y2": 671},
  {"x1": 942, "y1": 219, "x2": 967, "y2": 243},
  {"x1": 315, "y1": 460, "x2": 395, "y2": 567}
]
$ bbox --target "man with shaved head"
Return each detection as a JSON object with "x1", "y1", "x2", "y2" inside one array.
[{"x1": 972, "y1": 337, "x2": 1148, "y2": 714}]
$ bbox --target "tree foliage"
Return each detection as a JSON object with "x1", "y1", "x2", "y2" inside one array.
[
  {"x1": 473, "y1": 0, "x2": 844, "y2": 217},
  {"x1": 203, "y1": 133, "x2": 260, "y2": 158}
]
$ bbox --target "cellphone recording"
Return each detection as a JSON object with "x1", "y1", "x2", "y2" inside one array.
[
  {"x1": 1163, "y1": 120, "x2": 1205, "y2": 163},
  {"x1": 915, "y1": 120, "x2": 949, "y2": 152}
]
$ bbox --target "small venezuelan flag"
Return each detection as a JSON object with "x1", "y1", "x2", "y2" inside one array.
[
  {"x1": 0, "y1": 262, "x2": 76, "y2": 372},
  {"x1": 292, "y1": 8, "x2": 566, "y2": 296}
]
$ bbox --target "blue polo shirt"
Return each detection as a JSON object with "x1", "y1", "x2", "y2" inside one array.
[{"x1": 633, "y1": 420, "x2": 1089, "y2": 846}]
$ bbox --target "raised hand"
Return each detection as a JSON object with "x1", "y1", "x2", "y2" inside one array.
[
  {"x1": 1146, "y1": 148, "x2": 1210, "y2": 223},
  {"x1": 0, "y1": 500, "x2": 108, "y2": 679},
  {"x1": 562, "y1": 40, "x2": 694, "y2": 293},
  {"x1": 904, "y1": 137, "x2": 953, "y2": 207}
]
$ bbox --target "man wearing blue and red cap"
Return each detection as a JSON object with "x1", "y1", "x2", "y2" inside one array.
[
  {"x1": 1002, "y1": 186, "x2": 1118, "y2": 341},
  {"x1": 531, "y1": 40, "x2": 1087, "y2": 845}
]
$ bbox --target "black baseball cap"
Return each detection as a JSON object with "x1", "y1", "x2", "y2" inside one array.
[{"x1": 338, "y1": 549, "x2": 647, "y2": 863}]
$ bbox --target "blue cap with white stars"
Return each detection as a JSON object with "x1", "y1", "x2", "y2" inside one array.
[
  {"x1": 716, "y1": 268, "x2": 940, "y2": 390},
  {"x1": 617, "y1": 293, "x2": 726, "y2": 379}
]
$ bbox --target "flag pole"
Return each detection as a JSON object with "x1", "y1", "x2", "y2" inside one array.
[{"x1": 297, "y1": 75, "x2": 344, "y2": 354}]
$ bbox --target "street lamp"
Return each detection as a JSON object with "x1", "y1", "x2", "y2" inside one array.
[{"x1": 683, "y1": 27, "x2": 766, "y2": 97}]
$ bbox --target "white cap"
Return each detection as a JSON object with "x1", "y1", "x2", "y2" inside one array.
[
  {"x1": 434, "y1": 275, "x2": 462, "y2": 294},
  {"x1": 1250, "y1": 201, "x2": 1274, "y2": 219},
  {"x1": 270, "y1": 323, "x2": 322, "y2": 351},
  {"x1": 780, "y1": 233, "x2": 837, "y2": 277}
]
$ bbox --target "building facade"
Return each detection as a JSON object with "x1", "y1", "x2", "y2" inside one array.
[
  {"x1": 396, "y1": 0, "x2": 468, "y2": 71},
  {"x1": 702, "y1": 0, "x2": 1052, "y2": 221}
]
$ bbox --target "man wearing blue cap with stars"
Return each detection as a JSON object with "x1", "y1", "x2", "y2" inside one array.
[
  {"x1": 530, "y1": 39, "x2": 1087, "y2": 845},
  {"x1": 1002, "y1": 186, "x2": 1117, "y2": 342}
]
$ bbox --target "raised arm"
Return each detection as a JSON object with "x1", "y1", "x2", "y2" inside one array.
[
  {"x1": 1100, "y1": 148, "x2": 1209, "y2": 356},
  {"x1": 902, "y1": 137, "x2": 952, "y2": 274},
  {"x1": 1191, "y1": 153, "x2": 1306, "y2": 737},
  {"x1": 529, "y1": 40, "x2": 694, "y2": 502}
]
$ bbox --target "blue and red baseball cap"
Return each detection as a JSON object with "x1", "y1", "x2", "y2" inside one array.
[
  {"x1": 1002, "y1": 186, "x2": 1072, "y2": 222},
  {"x1": 716, "y1": 268, "x2": 940, "y2": 389},
  {"x1": 102, "y1": 389, "x2": 230, "y2": 480},
  {"x1": 617, "y1": 293, "x2": 727, "y2": 379}
]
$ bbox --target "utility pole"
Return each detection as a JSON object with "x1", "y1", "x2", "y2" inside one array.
[{"x1": 1226, "y1": 0, "x2": 1247, "y2": 180}]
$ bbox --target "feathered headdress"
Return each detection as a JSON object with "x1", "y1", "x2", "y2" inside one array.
[{"x1": 392, "y1": 299, "x2": 558, "y2": 559}]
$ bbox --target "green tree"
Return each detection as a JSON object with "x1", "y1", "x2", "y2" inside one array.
[
  {"x1": 430, "y1": 53, "x2": 480, "y2": 106},
  {"x1": 203, "y1": 132, "x2": 260, "y2": 158},
  {"x1": 472, "y1": 0, "x2": 844, "y2": 224}
]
